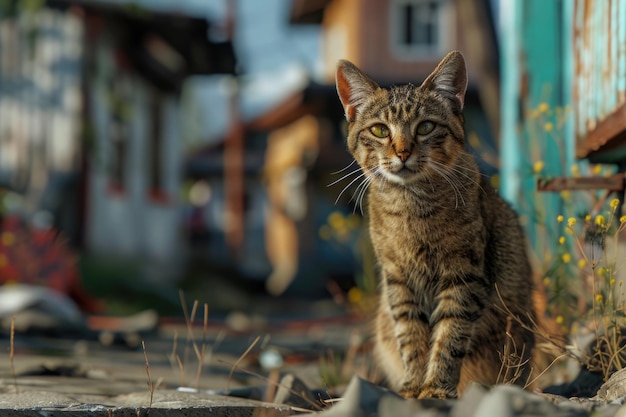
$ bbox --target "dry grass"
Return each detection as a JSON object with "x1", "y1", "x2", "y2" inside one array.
[
  {"x1": 171, "y1": 291, "x2": 215, "y2": 390},
  {"x1": 10, "y1": 315, "x2": 17, "y2": 394}
]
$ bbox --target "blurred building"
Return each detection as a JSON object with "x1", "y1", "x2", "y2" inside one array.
[
  {"x1": 183, "y1": 0, "x2": 502, "y2": 295},
  {"x1": 0, "y1": 0, "x2": 507, "y2": 298},
  {"x1": 0, "y1": 1, "x2": 235, "y2": 285}
]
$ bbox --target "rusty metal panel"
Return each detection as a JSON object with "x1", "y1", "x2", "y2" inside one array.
[{"x1": 574, "y1": 0, "x2": 626, "y2": 160}]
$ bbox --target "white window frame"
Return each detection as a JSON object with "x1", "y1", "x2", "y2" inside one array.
[{"x1": 389, "y1": 0, "x2": 452, "y2": 60}]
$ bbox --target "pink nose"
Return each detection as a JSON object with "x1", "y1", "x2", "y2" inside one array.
[{"x1": 397, "y1": 149, "x2": 411, "y2": 162}]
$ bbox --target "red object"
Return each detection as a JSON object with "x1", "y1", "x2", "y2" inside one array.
[{"x1": 0, "y1": 215, "x2": 104, "y2": 313}]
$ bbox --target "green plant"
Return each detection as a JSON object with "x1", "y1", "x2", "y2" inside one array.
[{"x1": 562, "y1": 200, "x2": 626, "y2": 380}]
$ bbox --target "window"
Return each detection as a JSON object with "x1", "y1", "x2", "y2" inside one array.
[
  {"x1": 148, "y1": 91, "x2": 168, "y2": 203},
  {"x1": 391, "y1": 0, "x2": 443, "y2": 58},
  {"x1": 107, "y1": 76, "x2": 132, "y2": 194}
]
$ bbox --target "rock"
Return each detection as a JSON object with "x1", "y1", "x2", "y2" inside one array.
[
  {"x1": 470, "y1": 385, "x2": 589, "y2": 417},
  {"x1": 0, "y1": 284, "x2": 86, "y2": 334},
  {"x1": 297, "y1": 375, "x2": 401, "y2": 416},
  {"x1": 597, "y1": 368, "x2": 626, "y2": 402},
  {"x1": 451, "y1": 383, "x2": 489, "y2": 417},
  {"x1": 273, "y1": 373, "x2": 320, "y2": 411},
  {"x1": 614, "y1": 403, "x2": 626, "y2": 417}
]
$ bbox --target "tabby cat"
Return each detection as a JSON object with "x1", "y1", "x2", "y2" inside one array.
[{"x1": 335, "y1": 51, "x2": 535, "y2": 399}]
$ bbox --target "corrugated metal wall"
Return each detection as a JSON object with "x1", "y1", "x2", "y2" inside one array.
[{"x1": 573, "y1": 0, "x2": 626, "y2": 162}]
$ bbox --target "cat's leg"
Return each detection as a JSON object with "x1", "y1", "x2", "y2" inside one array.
[
  {"x1": 418, "y1": 274, "x2": 490, "y2": 399},
  {"x1": 379, "y1": 271, "x2": 430, "y2": 398}
]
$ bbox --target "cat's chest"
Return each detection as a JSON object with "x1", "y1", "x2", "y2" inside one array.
[
  {"x1": 367, "y1": 192, "x2": 476, "y2": 282},
  {"x1": 369, "y1": 208, "x2": 445, "y2": 277}
]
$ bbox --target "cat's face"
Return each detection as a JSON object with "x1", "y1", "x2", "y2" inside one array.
[{"x1": 335, "y1": 51, "x2": 468, "y2": 187}]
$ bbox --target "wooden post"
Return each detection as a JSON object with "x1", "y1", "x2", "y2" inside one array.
[{"x1": 224, "y1": 0, "x2": 244, "y2": 251}]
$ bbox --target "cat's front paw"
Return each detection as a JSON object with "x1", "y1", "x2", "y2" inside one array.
[
  {"x1": 417, "y1": 385, "x2": 457, "y2": 399},
  {"x1": 398, "y1": 382, "x2": 422, "y2": 399},
  {"x1": 398, "y1": 387, "x2": 421, "y2": 399}
]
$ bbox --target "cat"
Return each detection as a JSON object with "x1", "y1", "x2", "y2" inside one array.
[{"x1": 335, "y1": 51, "x2": 536, "y2": 399}]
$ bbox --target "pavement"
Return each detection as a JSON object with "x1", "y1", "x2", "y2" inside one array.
[
  {"x1": 0, "y1": 296, "x2": 369, "y2": 416},
  {"x1": 2, "y1": 289, "x2": 626, "y2": 416}
]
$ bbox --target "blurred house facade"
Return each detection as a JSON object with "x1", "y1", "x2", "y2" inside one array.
[
  {"x1": 198, "y1": 0, "x2": 503, "y2": 294},
  {"x1": 0, "y1": 1, "x2": 235, "y2": 284}
]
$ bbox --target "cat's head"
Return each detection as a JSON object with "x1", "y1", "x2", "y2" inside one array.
[{"x1": 335, "y1": 51, "x2": 468, "y2": 186}]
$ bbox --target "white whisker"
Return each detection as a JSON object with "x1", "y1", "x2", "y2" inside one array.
[
  {"x1": 430, "y1": 160, "x2": 486, "y2": 195},
  {"x1": 353, "y1": 167, "x2": 382, "y2": 214},
  {"x1": 327, "y1": 168, "x2": 362, "y2": 187},
  {"x1": 330, "y1": 160, "x2": 357, "y2": 175},
  {"x1": 334, "y1": 170, "x2": 369, "y2": 205}
]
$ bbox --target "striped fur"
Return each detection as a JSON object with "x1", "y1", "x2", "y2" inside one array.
[{"x1": 335, "y1": 51, "x2": 535, "y2": 399}]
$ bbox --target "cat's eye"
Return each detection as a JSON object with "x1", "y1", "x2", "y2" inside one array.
[
  {"x1": 370, "y1": 124, "x2": 390, "y2": 138},
  {"x1": 417, "y1": 121, "x2": 436, "y2": 135}
]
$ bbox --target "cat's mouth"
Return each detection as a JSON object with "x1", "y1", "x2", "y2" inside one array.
[{"x1": 384, "y1": 165, "x2": 419, "y2": 183}]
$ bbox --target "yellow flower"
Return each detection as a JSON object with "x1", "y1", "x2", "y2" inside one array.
[
  {"x1": 532, "y1": 160, "x2": 545, "y2": 173},
  {"x1": 557, "y1": 215, "x2": 564, "y2": 223},
  {"x1": 347, "y1": 287, "x2": 363, "y2": 304},
  {"x1": 593, "y1": 165, "x2": 603, "y2": 175},
  {"x1": 595, "y1": 215, "x2": 606, "y2": 227},
  {"x1": 620, "y1": 216, "x2": 626, "y2": 223},
  {"x1": 571, "y1": 165, "x2": 580, "y2": 176},
  {"x1": 555, "y1": 315, "x2": 564, "y2": 324},
  {"x1": 598, "y1": 267, "x2": 606, "y2": 276},
  {"x1": 538, "y1": 102, "x2": 549, "y2": 113},
  {"x1": 328, "y1": 212, "x2": 344, "y2": 229},
  {"x1": 610, "y1": 278, "x2": 616, "y2": 286},
  {"x1": 567, "y1": 217, "x2": 577, "y2": 227},
  {"x1": 610, "y1": 198, "x2": 620, "y2": 210},
  {"x1": 558, "y1": 236, "x2": 566, "y2": 245},
  {"x1": 490, "y1": 174, "x2": 500, "y2": 188},
  {"x1": 561, "y1": 253, "x2": 571, "y2": 263},
  {"x1": 544, "y1": 122, "x2": 554, "y2": 132},
  {"x1": 468, "y1": 132, "x2": 481, "y2": 149},
  {"x1": 561, "y1": 191, "x2": 572, "y2": 201},
  {"x1": 595, "y1": 293, "x2": 603, "y2": 304},
  {"x1": 578, "y1": 259, "x2": 587, "y2": 269},
  {"x1": 585, "y1": 214, "x2": 592, "y2": 222}
]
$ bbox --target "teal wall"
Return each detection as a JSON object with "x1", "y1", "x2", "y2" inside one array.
[{"x1": 499, "y1": 0, "x2": 575, "y2": 254}]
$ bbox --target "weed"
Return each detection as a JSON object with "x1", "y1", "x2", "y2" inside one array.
[
  {"x1": 141, "y1": 340, "x2": 154, "y2": 415},
  {"x1": 173, "y1": 291, "x2": 215, "y2": 389},
  {"x1": 226, "y1": 335, "x2": 260, "y2": 393},
  {"x1": 562, "y1": 202, "x2": 626, "y2": 380},
  {"x1": 10, "y1": 315, "x2": 17, "y2": 394}
]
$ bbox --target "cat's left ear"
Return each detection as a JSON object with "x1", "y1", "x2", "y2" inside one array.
[
  {"x1": 420, "y1": 50, "x2": 468, "y2": 112},
  {"x1": 336, "y1": 60, "x2": 380, "y2": 122}
]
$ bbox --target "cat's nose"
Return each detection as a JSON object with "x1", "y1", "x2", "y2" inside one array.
[{"x1": 396, "y1": 149, "x2": 411, "y2": 162}]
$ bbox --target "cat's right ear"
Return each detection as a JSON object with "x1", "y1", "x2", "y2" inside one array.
[{"x1": 336, "y1": 60, "x2": 379, "y2": 122}]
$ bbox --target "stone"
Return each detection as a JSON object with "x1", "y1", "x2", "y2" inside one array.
[
  {"x1": 597, "y1": 368, "x2": 626, "y2": 402},
  {"x1": 273, "y1": 373, "x2": 320, "y2": 411},
  {"x1": 0, "y1": 389, "x2": 293, "y2": 417}
]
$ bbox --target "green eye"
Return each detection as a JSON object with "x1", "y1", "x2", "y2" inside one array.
[
  {"x1": 370, "y1": 124, "x2": 390, "y2": 138},
  {"x1": 417, "y1": 121, "x2": 436, "y2": 135}
]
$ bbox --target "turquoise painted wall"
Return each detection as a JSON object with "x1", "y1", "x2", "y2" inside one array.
[{"x1": 499, "y1": 0, "x2": 575, "y2": 257}]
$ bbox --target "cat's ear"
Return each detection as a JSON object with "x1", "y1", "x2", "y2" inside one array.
[
  {"x1": 336, "y1": 60, "x2": 379, "y2": 122},
  {"x1": 420, "y1": 51, "x2": 467, "y2": 112}
]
